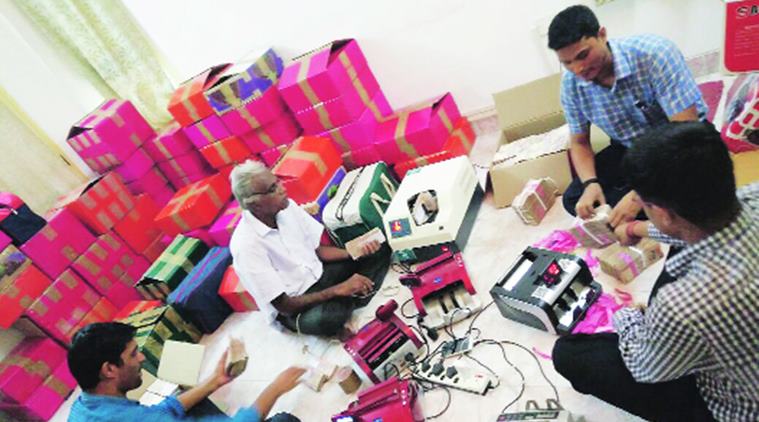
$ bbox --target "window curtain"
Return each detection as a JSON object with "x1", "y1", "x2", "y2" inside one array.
[
  {"x1": 14, "y1": 0, "x2": 174, "y2": 127},
  {"x1": 0, "y1": 88, "x2": 86, "y2": 213}
]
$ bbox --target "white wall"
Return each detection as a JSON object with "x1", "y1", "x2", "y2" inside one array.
[{"x1": 124, "y1": 0, "x2": 724, "y2": 114}]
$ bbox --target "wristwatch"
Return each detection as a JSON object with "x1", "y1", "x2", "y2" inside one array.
[{"x1": 581, "y1": 177, "x2": 600, "y2": 189}]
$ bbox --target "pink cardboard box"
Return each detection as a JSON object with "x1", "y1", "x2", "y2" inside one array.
[
  {"x1": 67, "y1": 99, "x2": 156, "y2": 168},
  {"x1": 23, "y1": 269, "x2": 100, "y2": 345},
  {"x1": 20, "y1": 208, "x2": 96, "y2": 279},
  {"x1": 341, "y1": 144, "x2": 382, "y2": 170},
  {"x1": 115, "y1": 147, "x2": 155, "y2": 183},
  {"x1": 208, "y1": 201, "x2": 242, "y2": 246},
  {"x1": 318, "y1": 91, "x2": 392, "y2": 152},
  {"x1": 125, "y1": 166, "x2": 175, "y2": 206},
  {"x1": 0, "y1": 360, "x2": 77, "y2": 421},
  {"x1": 183, "y1": 226, "x2": 217, "y2": 247},
  {"x1": 157, "y1": 151, "x2": 214, "y2": 190},
  {"x1": 184, "y1": 114, "x2": 231, "y2": 149},
  {"x1": 374, "y1": 93, "x2": 461, "y2": 164},
  {"x1": 0, "y1": 337, "x2": 66, "y2": 405},
  {"x1": 0, "y1": 231, "x2": 9, "y2": 251},
  {"x1": 278, "y1": 39, "x2": 371, "y2": 112},
  {"x1": 240, "y1": 111, "x2": 301, "y2": 153},
  {"x1": 219, "y1": 87, "x2": 287, "y2": 136},
  {"x1": 146, "y1": 122, "x2": 195, "y2": 162},
  {"x1": 260, "y1": 144, "x2": 291, "y2": 168},
  {"x1": 293, "y1": 67, "x2": 382, "y2": 134}
]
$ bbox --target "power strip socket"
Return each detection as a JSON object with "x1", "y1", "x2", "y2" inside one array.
[
  {"x1": 496, "y1": 410, "x2": 575, "y2": 421},
  {"x1": 413, "y1": 361, "x2": 496, "y2": 395}
]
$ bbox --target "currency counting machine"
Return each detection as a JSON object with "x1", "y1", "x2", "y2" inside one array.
[
  {"x1": 383, "y1": 156, "x2": 483, "y2": 264},
  {"x1": 490, "y1": 247, "x2": 602, "y2": 335}
]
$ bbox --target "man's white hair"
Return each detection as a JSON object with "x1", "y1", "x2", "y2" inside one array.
[{"x1": 229, "y1": 159, "x2": 270, "y2": 207}]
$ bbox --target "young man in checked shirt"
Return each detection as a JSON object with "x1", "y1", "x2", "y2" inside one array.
[
  {"x1": 548, "y1": 5, "x2": 707, "y2": 226},
  {"x1": 553, "y1": 122, "x2": 759, "y2": 421}
]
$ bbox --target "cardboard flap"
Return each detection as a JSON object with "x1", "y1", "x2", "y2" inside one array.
[{"x1": 493, "y1": 74, "x2": 565, "y2": 143}]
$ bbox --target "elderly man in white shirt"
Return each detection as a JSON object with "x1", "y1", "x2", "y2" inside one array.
[{"x1": 229, "y1": 160, "x2": 390, "y2": 338}]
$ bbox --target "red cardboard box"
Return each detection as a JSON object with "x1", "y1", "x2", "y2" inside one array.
[
  {"x1": 113, "y1": 299, "x2": 162, "y2": 320},
  {"x1": 20, "y1": 208, "x2": 96, "y2": 279},
  {"x1": 167, "y1": 64, "x2": 231, "y2": 127},
  {"x1": 0, "y1": 252, "x2": 51, "y2": 329},
  {"x1": 199, "y1": 136, "x2": 253, "y2": 170},
  {"x1": 0, "y1": 360, "x2": 77, "y2": 421},
  {"x1": 125, "y1": 166, "x2": 175, "y2": 206},
  {"x1": 273, "y1": 136, "x2": 343, "y2": 204},
  {"x1": 50, "y1": 172, "x2": 136, "y2": 235},
  {"x1": 114, "y1": 194, "x2": 164, "y2": 254},
  {"x1": 67, "y1": 297, "x2": 117, "y2": 339},
  {"x1": 374, "y1": 93, "x2": 461, "y2": 164},
  {"x1": 218, "y1": 266, "x2": 258, "y2": 312},
  {"x1": 155, "y1": 173, "x2": 232, "y2": 235},
  {"x1": 0, "y1": 337, "x2": 66, "y2": 405}
]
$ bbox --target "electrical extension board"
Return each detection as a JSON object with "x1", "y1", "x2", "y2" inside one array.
[
  {"x1": 413, "y1": 361, "x2": 497, "y2": 395},
  {"x1": 495, "y1": 410, "x2": 575, "y2": 421},
  {"x1": 440, "y1": 336, "x2": 473, "y2": 358}
]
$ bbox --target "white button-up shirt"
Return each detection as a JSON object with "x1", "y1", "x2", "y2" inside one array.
[{"x1": 229, "y1": 200, "x2": 324, "y2": 324}]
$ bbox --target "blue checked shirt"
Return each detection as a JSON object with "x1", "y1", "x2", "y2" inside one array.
[
  {"x1": 560, "y1": 34, "x2": 708, "y2": 146},
  {"x1": 68, "y1": 392, "x2": 261, "y2": 422},
  {"x1": 614, "y1": 182, "x2": 759, "y2": 421}
]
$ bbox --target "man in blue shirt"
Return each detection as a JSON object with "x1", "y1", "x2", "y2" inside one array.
[
  {"x1": 67, "y1": 322, "x2": 305, "y2": 421},
  {"x1": 548, "y1": 5, "x2": 706, "y2": 225}
]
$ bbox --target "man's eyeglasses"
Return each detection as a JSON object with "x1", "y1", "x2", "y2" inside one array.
[{"x1": 250, "y1": 179, "x2": 282, "y2": 196}]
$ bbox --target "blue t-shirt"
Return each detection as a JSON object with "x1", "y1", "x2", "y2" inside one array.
[
  {"x1": 560, "y1": 34, "x2": 707, "y2": 146},
  {"x1": 68, "y1": 392, "x2": 260, "y2": 422}
]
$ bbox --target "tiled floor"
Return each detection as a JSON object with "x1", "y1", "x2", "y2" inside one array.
[{"x1": 51, "y1": 128, "x2": 664, "y2": 422}]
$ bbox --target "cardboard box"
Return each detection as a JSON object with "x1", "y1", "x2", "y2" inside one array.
[
  {"x1": 20, "y1": 208, "x2": 96, "y2": 279},
  {"x1": 145, "y1": 122, "x2": 196, "y2": 163},
  {"x1": 142, "y1": 234, "x2": 172, "y2": 263},
  {"x1": 0, "y1": 337, "x2": 66, "y2": 405},
  {"x1": 157, "y1": 151, "x2": 214, "y2": 190},
  {"x1": 260, "y1": 144, "x2": 291, "y2": 168},
  {"x1": 240, "y1": 111, "x2": 301, "y2": 154},
  {"x1": 114, "y1": 147, "x2": 155, "y2": 184},
  {"x1": 204, "y1": 49, "x2": 284, "y2": 114},
  {"x1": 22, "y1": 269, "x2": 101, "y2": 344},
  {"x1": 155, "y1": 173, "x2": 232, "y2": 235},
  {"x1": 113, "y1": 299, "x2": 163, "y2": 320},
  {"x1": 218, "y1": 266, "x2": 258, "y2": 312},
  {"x1": 114, "y1": 194, "x2": 165, "y2": 254},
  {"x1": 157, "y1": 340, "x2": 205, "y2": 387},
  {"x1": 0, "y1": 251, "x2": 50, "y2": 329},
  {"x1": 49, "y1": 172, "x2": 136, "y2": 235},
  {"x1": 68, "y1": 297, "x2": 118, "y2": 339},
  {"x1": 293, "y1": 68, "x2": 382, "y2": 134},
  {"x1": 167, "y1": 64, "x2": 231, "y2": 127},
  {"x1": 118, "y1": 304, "x2": 202, "y2": 375},
  {"x1": 0, "y1": 232, "x2": 9, "y2": 252},
  {"x1": 598, "y1": 239, "x2": 664, "y2": 284},
  {"x1": 302, "y1": 166, "x2": 346, "y2": 222},
  {"x1": 393, "y1": 117, "x2": 475, "y2": 179},
  {"x1": 208, "y1": 201, "x2": 242, "y2": 247},
  {"x1": 278, "y1": 39, "x2": 371, "y2": 112},
  {"x1": 318, "y1": 91, "x2": 392, "y2": 153},
  {"x1": 0, "y1": 360, "x2": 77, "y2": 421},
  {"x1": 125, "y1": 166, "x2": 175, "y2": 207},
  {"x1": 184, "y1": 114, "x2": 232, "y2": 149},
  {"x1": 182, "y1": 226, "x2": 217, "y2": 247},
  {"x1": 199, "y1": 136, "x2": 253, "y2": 170},
  {"x1": 218, "y1": 87, "x2": 287, "y2": 136},
  {"x1": 490, "y1": 73, "x2": 610, "y2": 207},
  {"x1": 341, "y1": 144, "x2": 381, "y2": 170},
  {"x1": 374, "y1": 93, "x2": 461, "y2": 164},
  {"x1": 273, "y1": 136, "x2": 343, "y2": 204},
  {"x1": 138, "y1": 235, "x2": 209, "y2": 300},
  {"x1": 66, "y1": 99, "x2": 156, "y2": 171},
  {"x1": 732, "y1": 150, "x2": 759, "y2": 187}
]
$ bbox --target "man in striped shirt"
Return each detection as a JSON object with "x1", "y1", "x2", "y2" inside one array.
[{"x1": 553, "y1": 122, "x2": 759, "y2": 421}]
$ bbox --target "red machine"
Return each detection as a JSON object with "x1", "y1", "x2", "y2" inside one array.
[
  {"x1": 399, "y1": 251, "x2": 480, "y2": 328},
  {"x1": 343, "y1": 300, "x2": 423, "y2": 384},
  {"x1": 331, "y1": 377, "x2": 424, "y2": 422}
]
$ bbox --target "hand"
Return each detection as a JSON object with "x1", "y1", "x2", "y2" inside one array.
[
  {"x1": 209, "y1": 350, "x2": 235, "y2": 390},
  {"x1": 614, "y1": 222, "x2": 640, "y2": 246},
  {"x1": 269, "y1": 366, "x2": 307, "y2": 395},
  {"x1": 576, "y1": 183, "x2": 606, "y2": 219},
  {"x1": 333, "y1": 274, "x2": 373, "y2": 297},
  {"x1": 609, "y1": 191, "x2": 642, "y2": 228},
  {"x1": 358, "y1": 240, "x2": 381, "y2": 258}
]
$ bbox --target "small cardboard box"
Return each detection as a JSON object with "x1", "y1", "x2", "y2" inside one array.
[
  {"x1": 184, "y1": 114, "x2": 232, "y2": 149},
  {"x1": 199, "y1": 136, "x2": 253, "y2": 170},
  {"x1": 0, "y1": 359, "x2": 77, "y2": 421},
  {"x1": 208, "y1": 201, "x2": 242, "y2": 247},
  {"x1": 240, "y1": 111, "x2": 301, "y2": 154},
  {"x1": 318, "y1": 91, "x2": 392, "y2": 153},
  {"x1": 68, "y1": 297, "x2": 118, "y2": 339},
  {"x1": 168, "y1": 64, "x2": 231, "y2": 127},
  {"x1": 341, "y1": 144, "x2": 381, "y2": 170},
  {"x1": 273, "y1": 136, "x2": 343, "y2": 204},
  {"x1": 205, "y1": 49, "x2": 284, "y2": 115},
  {"x1": 157, "y1": 151, "x2": 214, "y2": 190},
  {"x1": 219, "y1": 87, "x2": 287, "y2": 136},
  {"x1": 146, "y1": 122, "x2": 196, "y2": 163},
  {"x1": 125, "y1": 167, "x2": 175, "y2": 207},
  {"x1": 489, "y1": 73, "x2": 610, "y2": 208},
  {"x1": 218, "y1": 266, "x2": 258, "y2": 312},
  {"x1": 114, "y1": 194, "x2": 165, "y2": 254},
  {"x1": 154, "y1": 173, "x2": 232, "y2": 235},
  {"x1": 393, "y1": 117, "x2": 475, "y2": 179},
  {"x1": 0, "y1": 337, "x2": 66, "y2": 405},
  {"x1": 115, "y1": 147, "x2": 155, "y2": 184},
  {"x1": 260, "y1": 144, "x2": 291, "y2": 168},
  {"x1": 0, "y1": 257, "x2": 50, "y2": 329}
]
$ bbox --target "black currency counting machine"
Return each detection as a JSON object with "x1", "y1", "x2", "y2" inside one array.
[{"x1": 490, "y1": 247, "x2": 601, "y2": 335}]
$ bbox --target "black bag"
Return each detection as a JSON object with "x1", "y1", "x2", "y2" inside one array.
[{"x1": 0, "y1": 193, "x2": 47, "y2": 246}]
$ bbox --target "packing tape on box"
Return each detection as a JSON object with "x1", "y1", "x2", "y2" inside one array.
[
  {"x1": 179, "y1": 83, "x2": 202, "y2": 123},
  {"x1": 286, "y1": 150, "x2": 328, "y2": 175},
  {"x1": 0, "y1": 356, "x2": 51, "y2": 378},
  {"x1": 213, "y1": 142, "x2": 233, "y2": 165},
  {"x1": 329, "y1": 127, "x2": 351, "y2": 152},
  {"x1": 196, "y1": 122, "x2": 216, "y2": 144},
  {"x1": 314, "y1": 105, "x2": 334, "y2": 130},
  {"x1": 295, "y1": 55, "x2": 321, "y2": 106},
  {"x1": 393, "y1": 113, "x2": 421, "y2": 158},
  {"x1": 237, "y1": 107, "x2": 262, "y2": 130},
  {"x1": 45, "y1": 375, "x2": 73, "y2": 398}
]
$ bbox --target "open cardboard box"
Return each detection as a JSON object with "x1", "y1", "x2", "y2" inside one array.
[{"x1": 490, "y1": 73, "x2": 610, "y2": 208}]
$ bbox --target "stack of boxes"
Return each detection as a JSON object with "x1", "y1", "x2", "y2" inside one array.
[
  {"x1": 277, "y1": 39, "x2": 392, "y2": 168},
  {"x1": 146, "y1": 123, "x2": 211, "y2": 197}
]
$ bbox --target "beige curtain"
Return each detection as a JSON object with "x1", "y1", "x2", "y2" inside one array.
[
  {"x1": 0, "y1": 88, "x2": 86, "y2": 214},
  {"x1": 14, "y1": 0, "x2": 174, "y2": 127}
]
